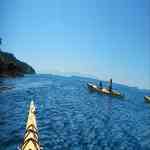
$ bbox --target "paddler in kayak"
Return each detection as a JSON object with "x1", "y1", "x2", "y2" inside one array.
[
  {"x1": 99, "y1": 81, "x2": 103, "y2": 89},
  {"x1": 108, "y1": 78, "x2": 112, "y2": 92}
]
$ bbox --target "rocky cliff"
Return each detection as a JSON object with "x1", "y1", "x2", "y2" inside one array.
[{"x1": 0, "y1": 50, "x2": 35, "y2": 77}]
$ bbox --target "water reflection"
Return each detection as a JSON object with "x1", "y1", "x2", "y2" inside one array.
[{"x1": 0, "y1": 78, "x2": 14, "y2": 92}]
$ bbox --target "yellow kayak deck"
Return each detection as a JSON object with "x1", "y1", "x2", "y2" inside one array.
[
  {"x1": 87, "y1": 83, "x2": 123, "y2": 97},
  {"x1": 21, "y1": 101, "x2": 41, "y2": 150}
]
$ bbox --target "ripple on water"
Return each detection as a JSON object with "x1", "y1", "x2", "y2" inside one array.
[{"x1": 0, "y1": 74, "x2": 150, "y2": 150}]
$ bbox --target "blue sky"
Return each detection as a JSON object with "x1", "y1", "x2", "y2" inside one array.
[{"x1": 1, "y1": 0, "x2": 150, "y2": 89}]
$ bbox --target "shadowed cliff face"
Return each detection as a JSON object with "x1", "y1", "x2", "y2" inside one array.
[{"x1": 0, "y1": 50, "x2": 35, "y2": 77}]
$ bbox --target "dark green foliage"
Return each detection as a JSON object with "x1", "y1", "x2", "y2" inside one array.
[{"x1": 0, "y1": 50, "x2": 35, "y2": 77}]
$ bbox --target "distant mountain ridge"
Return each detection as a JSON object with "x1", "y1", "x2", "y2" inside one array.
[{"x1": 0, "y1": 50, "x2": 35, "y2": 77}]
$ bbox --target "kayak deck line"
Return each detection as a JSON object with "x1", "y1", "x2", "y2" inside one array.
[
  {"x1": 20, "y1": 101, "x2": 41, "y2": 150},
  {"x1": 87, "y1": 83, "x2": 124, "y2": 97}
]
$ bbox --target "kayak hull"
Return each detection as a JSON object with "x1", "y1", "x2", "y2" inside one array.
[
  {"x1": 144, "y1": 96, "x2": 150, "y2": 103},
  {"x1": 87, "y1": 83, "x2": 123, "y2": 97}
]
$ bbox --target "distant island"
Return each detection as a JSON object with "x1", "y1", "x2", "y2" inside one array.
[{"x1": 0, "y1": 50, "x2": 35, "y2": 77}]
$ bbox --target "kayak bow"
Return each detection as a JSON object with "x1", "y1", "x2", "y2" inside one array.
[
  {"x1": 144, "y1": 96, "x2": 150, "y2": 103},
  {"x1": 20, "y1": 101, "x2": 41, "y2": 150}
]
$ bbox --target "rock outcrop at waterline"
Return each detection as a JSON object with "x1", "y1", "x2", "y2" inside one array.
[{"x1": 0, "y1": 50, "x2": 35, "y2": 77}]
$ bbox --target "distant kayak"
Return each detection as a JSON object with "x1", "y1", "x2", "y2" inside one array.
[
  {"x1": 87, "y1": 83, "x2": 123, "y2": 97},
  {"x1": 20, "y1": 101, "x2": 41, "y2": 150},
  {"x1": 144, "y1": 96, "x2": 150, "y2": 103}
]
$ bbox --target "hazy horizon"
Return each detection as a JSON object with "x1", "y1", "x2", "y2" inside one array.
[{"x1": 1, "y1": 0, "x2": 150, "y2": 89}]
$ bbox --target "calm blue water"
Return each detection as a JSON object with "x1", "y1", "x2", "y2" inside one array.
[{"x1": 0, "y1": 74, "x2": 150, "y2": 150}]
